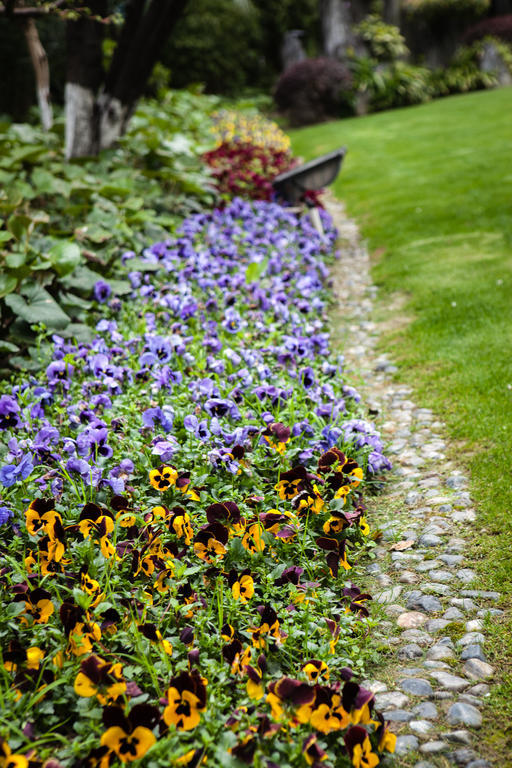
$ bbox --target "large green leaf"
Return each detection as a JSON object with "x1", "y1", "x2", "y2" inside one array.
[
  {"x1": 5, "y1": 284, "x2": 70, "y2": 329},
  {"x1": 48, "y1": 241, "x2": 81, "y2": 277},
  {"x1": 0, "y1": 273, "x2": 17, "y2": 298}
]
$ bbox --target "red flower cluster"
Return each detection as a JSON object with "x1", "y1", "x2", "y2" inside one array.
[{"x1": 203, "y1": 142, "x2": 292, "y2": 201}]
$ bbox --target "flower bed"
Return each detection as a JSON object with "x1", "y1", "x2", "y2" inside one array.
[{"x1": 0, "y1": 199, "x2": 393, "y2": 767}]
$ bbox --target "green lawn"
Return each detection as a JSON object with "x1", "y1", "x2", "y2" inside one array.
[{"x1": 290, "y1": 87, "x2": 512, "y2": 757}]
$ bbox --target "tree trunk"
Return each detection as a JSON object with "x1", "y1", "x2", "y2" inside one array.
[
  {"x1": 319, "y1": 0, "x2": 354, "y2": 59},
  {"x1": 383, "y1": 0, "x2": 401, "y2": 27},
  {"x1": 64, "y1": 0, "x2": 190, "y2": 157},
  {"x1": 23, "y1": 17, "x2": 52, "y2": 130},
  {"x1": 65, "y1": 1, "x2": 106, "y2": 158}
]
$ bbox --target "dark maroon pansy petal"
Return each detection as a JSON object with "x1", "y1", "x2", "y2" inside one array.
[
  {"x1": 102, "y1": 704, "x2": 129, "y2": 731},
  {"x1": 129, "y1": 703, "x2": 160, "y2": 729},
  {"x1": 344, "y1": 725, "x2": 368, "y2": 755}
]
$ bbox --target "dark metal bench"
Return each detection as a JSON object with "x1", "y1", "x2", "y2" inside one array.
[{"x1": 272, "y1": 146, "x2": 346, "y2": 205}]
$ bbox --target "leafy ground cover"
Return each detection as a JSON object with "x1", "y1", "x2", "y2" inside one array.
[
  {"x1": 0, "y1": 194, "x2": 397, "y2": 767},
  {"x1": 0, "y1": 89, "x2": 217, "y2": 359},
  {"x1": 290, "y1": 85, "x2": 512, "y2": 754}
]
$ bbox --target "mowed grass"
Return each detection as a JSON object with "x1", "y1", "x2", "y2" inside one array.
[{"x1": 290, "y1": 88, "x2": 512, "y2": 757}]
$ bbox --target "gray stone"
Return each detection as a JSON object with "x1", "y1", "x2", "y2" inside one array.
[
  {"x1": 459, "y1": 694, "x2": 484, "y2": 707},
  {"x1": 425, "y1": 619, "x2": 450, "y2": 633},
  {"x1": 421, "y1": 582, "x2": 451, "y2": 596},
  {"x1": 444, "y1": 731, "x2": 473, "y2": 746},
  {"x1": 456, "y1": 569, "x2": 477, "y2": 584},
  {"x1": 476, "y1": 607, "x2": 503, "y2": 618},
  {"x1": 447, "y1": 702, "x2": 482, "y2": 728},
  {"x1": 412, "y1": 701, "x2": 438, "y2": 719},
  {"x1": 465, "y1": 619, "x2": 483, "y2": 631},
  {"x1": 463, "y1": 659, "x2": 494, "y2": 680},
  {"x1": 438, "y1": 636, "x2": 455, "y2": 647},
  {"x1": 453, "y1": 509, "x2": 477, "y2": 523},
  {"x1": 426, "y1": 644, "x2": 455, "y2": 661},
  {"x1": 432, "y1": 690, "x2": 454, "y2": 700},
  {"x1": 429, "y1": 569, "x2": 453, "y2": 582},
  {"x1": 451, "y1": 597, "x2": 477, "y2": 611},
  {"x1": 361, "y1": 679, "x2": 387, "y2": 694},
  {"x1": 460, "y1": 590, "x2": 500, "y2": 600},
  {"x1": 406, "y1": 491, "x2": 422, "y2": 505},
  {"x1": 409, "y1": 719, "x2": 433, "y2": 735},
  {"x1": 438, "y1": 503, "x2": 453, "y2": 512},
  {"x1": 414, "y1": 763, "x2": 435, "y2": 768},
  {"x1": 441, "y1": 554, "x2": 464, "y2": 566},
  {"x1": 382, "y1": 708, "x2": 413, "y2": 722},
  {"x1": 374, "y1": 691, "x2": 410, "y2": 709},
  {"x1": 366, "y1": 562, "x2": 381, "y2": 575},
  {"x1": 375, "y1": 585, "x2": 402, "y2": 603},
  {"x1": 418, "y1": 534, "x2": 443, "y2": 547},
  {"x1": 429, "y1": 670, "x2": 469, "y2": 691},
  {"x1": 398, "y1": 643, "x2": 424, "y2": 660},
  {"x1": 468, "y1": 683, "x2": 489, "y2": 696},
  {"x1": 399, "y1": 570, "x2": 419, "y2": 584},
  {"x1": 466, "y1": 761, "x2": 491, "y2": 768},
  {"x1": 446, "y1": 537, "x2": 466, "y2": 553},
  {"x1": 423, "y1": 660, "x2": 451, "y2": 670},
  {"x1": 446, "y1": 475, "x2": 468, "y2": 490},
  {"x1": 420, "y1": 741, "x2": 449, "y2": 754},
  {"x1": 401, "y1": 629, "x2": 433, "y2": 645},
  {"x1": 449, "y1": 748, "x2": 477, "y2": 765},
  {"x1": 400, "y1": 677, "x2": 433, "y2": 696},
  {"x1": 407, "y1": 592, "x2": 443, "y2": 613},
  {"x1": 443, "y1": 607, "x2": 464, "y2": 620},
  {"x1": 395, "y1": 735, "x2": 419, "y2": 755},
  {"x1": 399, "y1": 667, "x2": 425, "y2": 677},
  {"x1": 417, "y1": 560, "x2": 442, "y2": 572},
  {"x1": 460, "y1": 644, "x2": 487, "y2": 662},
  {"x1": 458, "y1": 632, "x2": 485, "y2": 647}
]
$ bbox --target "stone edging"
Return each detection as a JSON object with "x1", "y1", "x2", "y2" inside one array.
[{"x1": 327, "y1": 197, "x2": 499, "y2": 768}]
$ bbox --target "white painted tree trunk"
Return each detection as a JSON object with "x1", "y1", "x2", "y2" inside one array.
[
  {"x1": 320, "y1": 0, "x2": 353, "y2": 59},
  {"x1": 65, "y1": 83, "x2": 97, "y2": 159},
  {"x1": 96, "y1": 92, "x2": 131, "y2": 151}
]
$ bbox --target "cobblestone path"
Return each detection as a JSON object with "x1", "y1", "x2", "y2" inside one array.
[{"x1": 328, "y1": 198, "x2": 499, "y2": 768}]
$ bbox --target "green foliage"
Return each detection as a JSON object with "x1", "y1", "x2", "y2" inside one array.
[
  {"x1": 163, "y1": 0, "x2": 320, "y2": 95},
  {"x1": 430, "y1": 41, "x2": 499, "y2": 96},
  {"x1": 402, "y1": 0, "x2": 490, "y2": 16},
  {"x1": 355, "y1": 14, "x2": 409, "y2": 61},
  {"x1": 162, "y1": 0, "x2": 263, "y2": 95},
  {"x1": 0, "y1": 89, "x2": 217, "y2": 355},
  {"x1": 352, "y1": 58, "x2": 434, "y2": 111}
]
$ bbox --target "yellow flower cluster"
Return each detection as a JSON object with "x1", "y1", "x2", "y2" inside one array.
[{"x1": 211, "y1": 110, "x2": 291, "y2": 152}]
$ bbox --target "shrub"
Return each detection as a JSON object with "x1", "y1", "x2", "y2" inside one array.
[
  {"x1": 402, "y1": 0, "x2": 490, "y2": 17},
  {"x1": 203, "y1": 142, "x2": 292, "y2": 201},
  {"x1": 353, "y1": 60, "x2": 434, "y2": 111},
  {"x1": 430, "y1": 39, "x2": 508, "y2": 96},
  {"x1": 274, "y1": 57, "x2": 354, "y2": 126},
  {"x1": 354, "y1": 14, "x2": 409, "y2": 61},
  {"x1": 463, "y1": 14, "x2": 512, "y2": 44}
]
